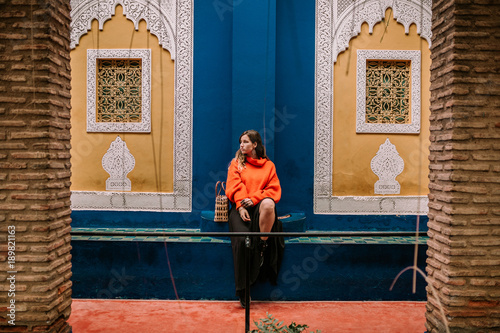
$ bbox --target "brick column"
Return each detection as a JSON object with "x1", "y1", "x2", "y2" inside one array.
[
  {"x1": 0, "y1": 0, "x2": 72, "y2": 332},
  {"x1": 426, "y1": 0, "x2": 500, "y2": 332}
]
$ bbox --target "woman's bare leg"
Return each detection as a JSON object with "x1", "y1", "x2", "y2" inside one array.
[{"x1": 259, "y1": 198, "x2": 275, "y2": 241}]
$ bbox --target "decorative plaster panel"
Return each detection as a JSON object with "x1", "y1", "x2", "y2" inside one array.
[
  {"x1": 314, "y1": 0, "x2": 429, "y2": 215},
  {"x1": 71, "y1": 191, "x2": 191, "y2": 212},
  {"x1": 71, "y1": 0, "x2": 193, "y2": 212},
  {"x1": 356, "y1": 49, "x2": 421, "y2": 134},
  {"x1": 102, "y1": 136, "x2": 135, "y2": 191},
  {"x1": 314, "y1": 195, "x2": 429, "y2": 215},
  {"x1": 87, "y1": 49, "x2": 151, "y2": 133},
  {"x1": 314, "y1": 0, "x2": 334, "y2": 204},
  {"x1": 70, "y1": 0, "x2": 177, "y2": 59},
  {"x1": 371, "y1": 138, "x2": 404, "y2": 194}
]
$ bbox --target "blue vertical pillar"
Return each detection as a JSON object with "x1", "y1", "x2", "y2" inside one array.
[{"x1": 232, "y1": 0, "x2": 276, "y2": 160}]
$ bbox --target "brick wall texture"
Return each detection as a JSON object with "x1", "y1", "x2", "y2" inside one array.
[
  {"x1": 0, "y1": 0, "x2": 72, "y2": 332},
  {"x1": 426, "y1": 0, "x2": 500, "y2": 332}
]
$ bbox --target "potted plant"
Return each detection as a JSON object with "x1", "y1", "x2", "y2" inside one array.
[{"x1": 250, "y1": 312, "x2": 321, "y2": 333}]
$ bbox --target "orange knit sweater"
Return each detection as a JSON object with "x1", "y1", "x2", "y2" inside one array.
[{"x1": 226, "y1": 157, "x2": 281, "y2": 209}]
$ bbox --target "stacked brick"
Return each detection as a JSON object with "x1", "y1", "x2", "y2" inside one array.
[
  {"x1": 426, "y1": 0, "x2": 500, "y2": 332},
  {"x1": 0, "y1": 0, "x2": 72, "y2": 332}
]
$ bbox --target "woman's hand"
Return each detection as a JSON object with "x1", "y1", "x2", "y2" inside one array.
[
  {"x1": 240, "y1": 198, "x2": 254, "y2": 208},
  {"x1": 238, "y1": 207, "x2": 251, "y2": 222}
]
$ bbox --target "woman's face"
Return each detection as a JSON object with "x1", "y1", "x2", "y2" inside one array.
[{"x1": 240, "y1": 135, "x2": 257, "y2": 156}]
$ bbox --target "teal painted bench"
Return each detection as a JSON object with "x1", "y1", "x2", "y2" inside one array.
[{"x1": 200, "y1": 210, "x2": 306, "y2": 237}]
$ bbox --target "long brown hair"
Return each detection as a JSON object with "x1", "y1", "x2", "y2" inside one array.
[{"x1": 235, "y1": 130, "x2": 268, "y2": 169}]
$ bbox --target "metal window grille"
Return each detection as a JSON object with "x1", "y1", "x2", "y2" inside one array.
[
  {"x1": 97, "y1": 59, "x2": 142, "y2": 123},
  {"x1": 365, "y1": 60, "x2": 411, "y2": 124}
]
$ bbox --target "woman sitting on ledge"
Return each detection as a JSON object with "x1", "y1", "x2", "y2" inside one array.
[{"x1": 226, "y1": 129, "x2": 285, "y2": 308}]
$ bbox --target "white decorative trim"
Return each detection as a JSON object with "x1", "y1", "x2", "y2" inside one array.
[
  {"x1": 371, "y1": 138, "x2": 404, "y2": 194},
  {"x1": 102, "y1": 136, "x2": 135, "y2": 191},
  {"x1": 314, "y1": 0, "x2": 334, "y2": 210},
  {"x1": 87, "y1": 49, "x2": 152, "y2": 133},
  {"x1": 356, "y1": 49, "x2": 421, "y2": 134},
  {"x1": 70, "y1": 0, "x2": 177, "y2": 59},
  {"x1": 314, "y1": 196, "x2": 429, "y2": 215},
  {"x1": 71, "y1": 0, "x2": 193, "y2": 212},
  {"x1": 314, "y1": 0, "x2": 430, "y2": 215},
  {"x1": 333, "y1": 0, "x2": 432, "y2": 62},
  {"x1": 71, "y1": 191, "x2": 191, "y2": 212},
  {"x1": 173, "y1": 0, "x2": 194, "y2": 204}
]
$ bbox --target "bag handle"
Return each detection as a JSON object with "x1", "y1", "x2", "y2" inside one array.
[{"x1": 215, "y1": 181, "x2": 226, "y2": 197}]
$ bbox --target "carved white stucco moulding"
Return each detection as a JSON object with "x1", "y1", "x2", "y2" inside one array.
[
  {"x1": 371, "y1": 138, "x2": 404, "y2": 194},
  {"x1": 314, "y1": 0, "x2": 429, "y2": 215},
  {"x1": 333, "y1": 0, "x2": 432, "y2": 62},
  {"x1": 71, "y1": 191, "x2": 191, "y2": 212},
  {"x1": 71, "y1": 0, "x2": 193, "y2": 212},
  {"x1": 102, "y1": 136, "x2": 135, "y2": 191},
  {"x1": 87, "y1": 49, "x2": 152, "y2": 133},
  {"x1": 315, "y1": 195, "x2": 429, "y2": 215},
  {"x1": 70, "y1": 0, "x2": 177, "y2": 59},
  {"x1": 356, "y1": 49, "x2": 421, "y2": 134}
]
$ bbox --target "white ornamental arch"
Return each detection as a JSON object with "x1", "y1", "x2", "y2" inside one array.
[
  {"x1": 333, "y1": 0, "x2": 432, "y2": 62},
  {"x1": 70, "y1": 0, "x2": 194, "y2": 212},
  {"x1": 70, "y1": 0, "x2": 177, "y2": 59},
  {"x1": 314, "y1": 0, "x2": 431, "y2": 214}
]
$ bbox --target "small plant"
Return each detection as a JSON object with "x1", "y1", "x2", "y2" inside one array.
[{"x1": 250, "y1": 312, "x2": 321, "y2": 333}]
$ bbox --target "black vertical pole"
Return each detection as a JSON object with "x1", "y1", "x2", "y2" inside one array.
[{"x1": 245, "y1": 236, "x2": 251, "y2": 332}]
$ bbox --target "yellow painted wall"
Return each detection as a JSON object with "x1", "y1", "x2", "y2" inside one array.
[
  {"x1": 333, "y1": 9, "x2": 430, "y2": 196},
  {"x1": 70, "y1": 5, "x2": 174, "y2": 193}
]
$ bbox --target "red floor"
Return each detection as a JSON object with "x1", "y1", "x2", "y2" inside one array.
[{"x1": 68, "y1": 299, "x2": 426, "y2": 332}]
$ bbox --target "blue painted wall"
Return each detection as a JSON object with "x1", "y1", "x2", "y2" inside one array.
[
  {"x1": 232, "y1": 0, "x2": 277, "y2": 159},
  {"x1": 275, "y1": 0, "x2": 315, "y2": 217},
  {"x1": 71, "y1": 240, "x2": 427, "y2": 301},
  {"x1": 71, "y1": 0, "x2": 428, "y2": 232},
  {"x1": 71, "y1": 0, "x2": 429, "y2": 302}
]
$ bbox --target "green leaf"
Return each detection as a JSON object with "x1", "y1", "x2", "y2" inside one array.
[{"x1": 252, "y1": 313, "x2": 318, "y2": 333}]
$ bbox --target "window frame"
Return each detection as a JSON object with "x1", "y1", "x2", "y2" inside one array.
[
  {"x1": 87, "y1": 49, "x2": 151, "y2": 133},
  {"x1": 356, "y1": 49, "x2": 421, "y2": 134}
]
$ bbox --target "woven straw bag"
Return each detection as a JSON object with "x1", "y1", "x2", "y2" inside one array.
[{"x1": 214, "y1": 181, "x2": 229, "y2": 222}]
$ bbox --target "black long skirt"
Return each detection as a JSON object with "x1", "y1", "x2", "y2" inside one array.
[{"x1": 228, "y1": 200, "x2": 285, "y2": 295}]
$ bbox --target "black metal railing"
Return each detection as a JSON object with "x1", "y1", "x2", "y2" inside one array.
[
  {"x1": 70, "y1": 230, "x2": 423, "y2": 332},
  {"x1": 70, "y1": 230, "x2": 419, "y2": 237}
]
